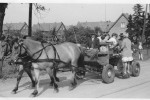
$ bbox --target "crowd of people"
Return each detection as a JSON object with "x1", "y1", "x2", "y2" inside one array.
[{"x1": 87, "y1": 32, "x2": 143, "y2": 77}]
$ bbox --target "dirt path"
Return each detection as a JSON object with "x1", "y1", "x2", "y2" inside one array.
[{"x1": 0, "y1": 60, "x2": 150, "y2": 98}]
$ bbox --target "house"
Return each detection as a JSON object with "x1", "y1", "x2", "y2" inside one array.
[
  {"x1": 76, "y1": 21, "x2": 114, "y2": 34},
  {"x1": 32, "y1": 22, "x2": 66, "y2": 43},
  {"x1": 108, "y1": 13, "x2": 129, "y2": 37},
  {"x1": 3, "y1": 22, "x2": 28, "y2": 36}
]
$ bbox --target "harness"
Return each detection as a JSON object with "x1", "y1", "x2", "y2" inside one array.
[
  {"x1": 15, "y1": 41, "x2": 62, "y2": 69},
  {"x1": 13, "y1": 41, "x2": 81, "y2": 73}
]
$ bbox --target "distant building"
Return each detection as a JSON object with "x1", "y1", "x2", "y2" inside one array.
[
  {"x1": 32, "y1": 22, "x2": 66, "y2": 43},
  {"x1": 3, "y1": 22, "x2": 28, "y2": 36},
  {"x1": 108, "y1": 13, "x2": 129, "y2": 37},
  {"x1": 76, "y1": 21, "x2": 114, "y2": 34}
]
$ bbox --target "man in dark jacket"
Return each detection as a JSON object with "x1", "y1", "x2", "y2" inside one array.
[{"x1": 88, "y1": 33, "x2": 99, "y2": 49}]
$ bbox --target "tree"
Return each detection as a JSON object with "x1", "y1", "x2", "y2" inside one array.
[
  {"x1": 94, "y1": 27, "x2": 102, "y2": 35},
  {"x1": 132, "y1": 4, "x2": 144, "y2": 41},
  {"x1": 0, "y1": 3, "x2": 8, "y2": 78},
  {"x1": 0, "y1": 3, "x2": 8, "y2": 37},
  {"x1": 126, "y1": 14, "x2": 135, "y2": 42},
  {"x1": 145, "y1": 13, "x2": 150, "y2": 44},
  {"x1": 65, "y1": 26, "x2": 94, "y2": 47}
]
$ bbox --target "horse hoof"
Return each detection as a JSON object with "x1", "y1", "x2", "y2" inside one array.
[
  {"x1": 69, "y1": 85, "x2": 76, "y2": 91},
  {"x1": 11, "y1": 91, "x2": 17, "y2": 94},
  {"x1": 31, "y1": 91, "x2": 38, "y2": 97}
]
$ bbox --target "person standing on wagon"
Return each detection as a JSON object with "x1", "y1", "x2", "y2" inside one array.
[
  {"x1": 138, "y1": 41, "x2": 143, "y2": 60},
  {"x1": 120, "y1": 32, "x2": 133, "y2": 77},
  {"x1": 88, "y1": 33, "x2": 99, "y2": 49}
]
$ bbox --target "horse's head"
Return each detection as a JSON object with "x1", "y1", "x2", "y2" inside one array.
[
  {"x1": 1, "y1": 40, "x2": 12, "y2": 58},
  {"x1": 9, "y1": 38, "x2": 27, "y2": 65}
]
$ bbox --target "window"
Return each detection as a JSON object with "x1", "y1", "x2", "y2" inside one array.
[{"x1": 121, "y1": 22, "x2": 126, "y2": 28}]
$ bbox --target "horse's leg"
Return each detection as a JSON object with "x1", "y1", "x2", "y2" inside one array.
[
  {"x1": 53, "y1": 64, "x2": 59, "y2": 82},
  {"x1": 50, "y1": 67, "x2": 59, "y2": 86},
  {"x1": 24, "y1": 67, "x2": 35, "y2": 88},
  {"x1": 12, "y1": 65, "x2": 24, "y2": 94},
  {"x1": 69, "y1": 61, "x2": 77, "y2": 91},
  {"x1": 31, "y1": 65, "x2": 40, "y2": 97},
  {"x1": 46, "y1": 67, "x2": 59, "y2": 93}
]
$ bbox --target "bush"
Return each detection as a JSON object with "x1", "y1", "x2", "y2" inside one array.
[{"x1": 0, "y1": 61, "x2": 18, "y2": 80}]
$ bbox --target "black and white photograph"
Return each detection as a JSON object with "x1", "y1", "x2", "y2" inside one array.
[{"x1": 0, "y1": 0, "x2": 150, "y2": 98}]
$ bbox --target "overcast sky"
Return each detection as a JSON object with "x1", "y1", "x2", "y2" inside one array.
[{"x1": 3, "y1": 3, "x2": 147, "y2": 25}]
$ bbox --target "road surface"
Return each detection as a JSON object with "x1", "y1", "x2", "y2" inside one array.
[{"x1": 0, "y1": 59, "x2": 150, "y2": 98}]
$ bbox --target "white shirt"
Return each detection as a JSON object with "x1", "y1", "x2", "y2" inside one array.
[
  {"x1": 107, "y1": 37, "x2": 117, "y2": 48},
  {"x1": 138, "y1": 42, "x2": 143, "y2": 49},
  {"x1": 97, "y1": 36, "x2": 101, "y2": 43},
  {"x1": 92, "y1": 37, "x2": 94, "y2": 41}
]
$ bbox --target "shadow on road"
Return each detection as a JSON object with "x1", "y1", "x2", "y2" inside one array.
[{"x1": 36, "y1": 73, "x2": 103, "y2": 96}]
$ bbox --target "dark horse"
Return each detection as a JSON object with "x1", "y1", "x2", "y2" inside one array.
[{"x1": 10, "y1": 37, "x2": 84, "y2": 97}]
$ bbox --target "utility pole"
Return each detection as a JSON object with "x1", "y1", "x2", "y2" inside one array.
[{"x1": 28, "y1": 3, "x2": 32, "y2": 37}]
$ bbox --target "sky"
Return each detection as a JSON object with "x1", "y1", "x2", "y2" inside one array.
[{"x1": 3, "y1": 2, "x2": 147, "y2": 26}]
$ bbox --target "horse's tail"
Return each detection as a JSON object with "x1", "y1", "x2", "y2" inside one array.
[{"x1": 77, "y1": 47, "x2": 85, "y2": 68}]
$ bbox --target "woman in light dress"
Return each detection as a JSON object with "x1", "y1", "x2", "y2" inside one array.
[{"x1": 120, "y1": 32, "x2": 133, "y2": 77}]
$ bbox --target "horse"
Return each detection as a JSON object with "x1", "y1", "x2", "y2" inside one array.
[
  {"x1": 9, "y1": 37, "x2": 84, "y2": 97},
  {"x1": 1, "y1": 37, "x2": 59, "y2": 94}
]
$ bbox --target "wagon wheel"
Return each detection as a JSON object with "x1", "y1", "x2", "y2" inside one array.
[
  {"x1": 102, "y1": 64, "x2": 115, "y2": 83},
  {"x1": 131, "y1": 61, "x2": 140, "y2": 77}
]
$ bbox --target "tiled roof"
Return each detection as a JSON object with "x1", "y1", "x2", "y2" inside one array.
[
  {"x1": 3, "y1": 22, "x2": 27, "y2": 30},
  {"x1": 76, "y1": 21, "x2": 114, "y2": 32},
  {"x1": 32, "y1": 22, "x2": 65, "y2": 32}
]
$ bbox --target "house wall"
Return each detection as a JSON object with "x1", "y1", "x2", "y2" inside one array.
[{"x1": 108, "y1": 16, "x2": 128, "y2": 37}]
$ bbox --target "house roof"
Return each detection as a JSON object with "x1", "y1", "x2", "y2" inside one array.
[
  {"x1": 3, "y1": 22, "x2": 27, "y2": 31},
  {"x1": 76, "y1": 21, "x2": 114, "y2": 32},
  {"x1": 32, "y1": 22, "x2": 66, "y2": 32},
  {"x1": 108, "y1": 13, "x2": 129, "y2": 32}
]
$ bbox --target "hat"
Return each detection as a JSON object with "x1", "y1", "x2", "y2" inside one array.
[
  {"x1": 123, "y1": 33, "x2": 129, "y2": 37},
  {"x1": 91, "y1": 33, "x2": 97, "y2": 36},
  {"x1": 112, "y1": 33, "x2": 118, "y2": 37},
  {"x1": 119, "y1": 33, "x2": 128, "y2": 37},
  {"x1": 119, "y1": 33, "x2": 124, "y2": 37}
]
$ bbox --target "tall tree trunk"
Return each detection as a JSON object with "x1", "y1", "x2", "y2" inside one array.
[{"x1": 0, "y1": 3, "x2": 7, "y2": 78}]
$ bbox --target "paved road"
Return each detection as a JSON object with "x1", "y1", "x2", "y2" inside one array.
[{"x1": 0, "y1": 60, "x2": 150, "y2": 98}]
